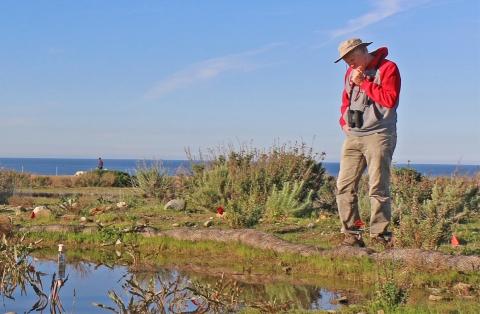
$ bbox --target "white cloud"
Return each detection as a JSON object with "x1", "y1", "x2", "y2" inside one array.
[
  {"x1": 140, "y1": 43, "x2": 284, "y2": 101},
  {"x1": 329, "y1": 0, "x2": 431, "y2": 38}
]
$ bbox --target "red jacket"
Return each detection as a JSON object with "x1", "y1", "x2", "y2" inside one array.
[{"x1": 339, "y1": 47, "x2": 401, "y2": 135}]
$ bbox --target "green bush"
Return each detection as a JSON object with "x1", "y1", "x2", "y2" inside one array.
[
  {"x1": 178, "y1": 141, "x2": 327, "y2": 227},
  {"x1": 0, "y1": 168, "x2": 16, "y2": 204},
  {"x1": 108, "y1": 170, "x2": 134, "y2": 187},
  {"x1": 265, "y1": 181, "x2": 314, "y2": 219},
  {"x1": 75, "y1": 170, "x2": 133, "y2": 187},
  {"x1": 31, "y1": 175, "x2": 53, "y2": 187},
  {"x1": 393, "y1": 172, "x2": 479, "y2": 249},
  {"x1": 5, "y1": 171, "x2": 31, "y2": 188},
  {"x1": 314, "y1": 173, "x2": 337, "y2": 213},
  {"x1": 132, "y1": 160, "x2": 175, "y2": 201}
]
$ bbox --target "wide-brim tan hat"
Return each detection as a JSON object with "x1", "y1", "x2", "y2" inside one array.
[{"x1": 334, "y1": 38, "x2": 372, "y2": 63}]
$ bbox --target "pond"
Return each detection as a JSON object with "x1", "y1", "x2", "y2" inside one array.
[{"x1": 1, "y1": 255, "x2": 352, "y2": 313}]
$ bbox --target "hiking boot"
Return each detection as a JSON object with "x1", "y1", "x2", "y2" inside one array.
[
  {"x1": 341, "y1": 233, "x2": 366, "y2": 247},
  {"x1": 371, "y1": 234, "x2": 394, "y2": 248}
]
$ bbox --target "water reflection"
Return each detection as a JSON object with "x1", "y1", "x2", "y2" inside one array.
[{"x1": 2, "y1": 258, "x2": 345, "y2": 313}]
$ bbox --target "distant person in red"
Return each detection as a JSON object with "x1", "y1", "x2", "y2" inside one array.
[{"x1": 97, "y1": 158, "x2": 103, "y2": 170}]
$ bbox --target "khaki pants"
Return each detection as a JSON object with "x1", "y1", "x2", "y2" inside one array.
[{"x1": 336, "y1": 131, "x2": 397, "y2": 236}]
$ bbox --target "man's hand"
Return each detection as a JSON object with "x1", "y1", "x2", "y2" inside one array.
[
  {"x1": 342, "y1": 124, "x2": 350, "y2": 134},
  {"x1": 351, "y1": 66, "x2": 366, "y2": 85}
]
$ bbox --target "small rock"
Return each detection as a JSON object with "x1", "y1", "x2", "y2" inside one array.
[
  {"x1": 33, "y1": 206, "x2": 48, "y2": 213},
  {"x1": 61, "y1": 215, "x2": 77, "y2": 222},
  {"x1": 204, "y1": 220, "x2": 212, "y2": 228},
  {"x1": 283, "y1": 266, "x2": 292, "y2": 275},
  {"x1": 89, "y1": 207, "x2": 104, "y2": 216},
  {"x1": 428, "y1": 288, "x2": 444, "y2": 294},
  {"x1": 32, "y1": 206, "x2": 52, "y2": 218},
  {"x1": 429, "y1": 295, "x2": 444, "y2": 301},
  {"x1": 164, "y1": 199, "x2": 186, "y2": 211},
  {"x1": 80, "y1": 217, "x2": 88, "y2": 222},
  {"x1": 115, "y1": 238, "x2": 123, "y2": 245},
  {"x1": 453, "y1": 282, "x2": 472, "y2": 296},
  {"x1": 12, "y1": 206, "x2": 27, "y2": 212},
  {"x1": 307, "y1": 222, "x2": 315, "y2": 228},
  {"x1": 216, "y1": 212, "x2": 228, "y2": 219},
  {"x1": 116, "y1": 202, "x2": 128, "y2": 209},
  {"x1": 172, "y1": 223, "x2": 180, "y2": 227},
  {"x1": 331, "y1": 296, "x2": 348, "y2": 304}
]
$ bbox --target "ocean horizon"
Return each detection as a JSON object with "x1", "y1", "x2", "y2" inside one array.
[{"x1": 0, "y1": 157, "x2": 478, "y2": 178}]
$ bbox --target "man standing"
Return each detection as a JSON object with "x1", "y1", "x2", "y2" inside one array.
[
  {"x1": 97, "y1": 158, "x2": 103, "y2": 170},
  {"x1": 334, "y1": 38, "x2": 401, "y2": 247}
]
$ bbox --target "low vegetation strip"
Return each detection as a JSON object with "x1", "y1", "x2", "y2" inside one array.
[
  {"x1": 149, "y1": 228, "x2": 480, "y2": 272},
  {"x1": 19, "y1": 224, "x2": 480, "y2": 272}
]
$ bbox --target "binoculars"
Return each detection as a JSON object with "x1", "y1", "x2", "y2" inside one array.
[{"x1": 348, "y1": 110, "x2": 364, "y2": 128}]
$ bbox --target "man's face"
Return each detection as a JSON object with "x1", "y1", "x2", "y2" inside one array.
[{"x1": 343, "y1": 49, "x2": 367, "y2": 68}]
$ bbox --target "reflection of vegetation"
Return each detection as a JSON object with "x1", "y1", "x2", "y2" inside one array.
[
  {"x1": 0, "y1": 235, "x2": 41, "y2": 301},
  {"x1": 251, "y1": 297, "x2": 295, "y2": 313},
  {"x1": 0, "y1": 235, "x2": 72, "y2": 313},
  {"x1": 92, "y1": 273, "x2": 242, "y2": 314}
]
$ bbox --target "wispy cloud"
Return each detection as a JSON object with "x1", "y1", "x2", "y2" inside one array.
[
  {"x1": 327, "y1": 0, "x2": 431, "y2": 38},
  {"x1": 140, "y1": 43, "x2": 284, "y2": 101}
]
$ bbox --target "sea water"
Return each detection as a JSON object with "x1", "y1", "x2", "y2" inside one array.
[{"x1": 0, "y1": 157, "x2": 477, "y2": 177}]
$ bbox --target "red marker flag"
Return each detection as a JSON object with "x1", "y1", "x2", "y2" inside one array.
[
  {"x1": 353, "y1": 220, "x2": 365, "y2": 227},
  {"x1": 451, "y1": 235, "x2": 460, "y2": 247},
  {"x1": 29, "y1": 211, "x2": 35, "y2": 219},
  {"x1": 217, "y1": 206, "x2": 224, "y2": 215}
]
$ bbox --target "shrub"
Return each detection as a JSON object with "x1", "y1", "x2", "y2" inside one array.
[
  {"x1": 58, "y1": 194, "x2": 84, "y2": 215},
  {"x1": 7, "y1": 195, "x2": 35, "y2": 208},
  {"x1": 390, "y1": 166, "x2": 432, "y2": 209},
  {"x1": 0, "y1": 168, "x2": 16, "y2": 204},
  {"x1": 178, "y1": 140, "x2": 327, "y2": 227},
  {"x1": 314, "y1": 173, "x2": 337, "y2": 213},
  {"x1": 75, "y1": 170, "x2": 133, "y2": 187},
  {"x1": 132, "y1": 160, "x2": 176, "y2": 201},
  {"x1": 392, "y1": 169, "x2": 479, "y2": 249},
  {"x1": 1, "y1": 170, "x2": 31, "y2": 188},
  {"x1": 265, "y1": 181, "x2": 314, "y2": 219},
  {"x1": 31, "y1": 175, "x2": 53, "y2": 187},
  {"x1": 109, "y1": 170, "x2": 134, "y2": 187},
  {"x1": 75, "y1": 171, "x2": 101, "y2": 187}
]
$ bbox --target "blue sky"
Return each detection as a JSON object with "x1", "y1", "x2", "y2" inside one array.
[{"x1": 0, "y1": 0, "x2": 478, "y2": 164}]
